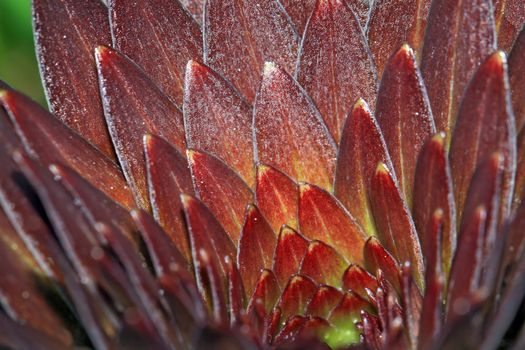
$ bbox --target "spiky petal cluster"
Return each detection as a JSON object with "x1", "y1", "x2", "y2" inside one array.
[{"x1": 0, "y1": 0, "x2": 525, "y2": 349}]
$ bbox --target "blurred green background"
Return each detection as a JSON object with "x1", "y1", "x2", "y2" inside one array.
[{"x1": 0, "y1": 0, "x2": 46, "y2": 105}]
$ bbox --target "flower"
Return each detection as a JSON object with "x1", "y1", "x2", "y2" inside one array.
[{"x1": 0, "y1": 0, "x2": 524, "y2": 349}]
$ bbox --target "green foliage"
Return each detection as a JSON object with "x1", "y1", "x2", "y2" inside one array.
[{"x1": 0, "y1": 0, "x2": 45, "y2": 105}]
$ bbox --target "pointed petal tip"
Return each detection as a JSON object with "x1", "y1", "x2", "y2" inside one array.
[
  {"x1": 353, "y1": 98, "x2": 370, "y2": 111},
  {"x1": 263, "y1": 62, "x2": 278, "y2": 76},
  {"x1": 94, "y1": 45, "x2": 110, "y2": 61},
  {"x1": 186, "y1": 59, "x2": 206, "y2": 74},
  {"x1": 375, "y1": 162, "x2": 390, "y2": 175}
]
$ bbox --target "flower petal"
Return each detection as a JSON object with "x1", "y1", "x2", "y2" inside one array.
[
  {"x1": 364, "y1": 237, "x2": 401, "y2": 294},
  {"x1": 95, "y1": 46, "x2": 186, "y2": 210},
  {"x1": 446, "y1": 207, "x2": 486, "y2": 324},
  {"x1": 188, "y1": 150, "x2": 253, "y2": 244},
  {"x1": 299, "y1": 240, "x2": 348, "y2": 287},
  {"x1": 0, "y1": 237, "x2": 72, "y2": 346},
  {"x1": 254, "y1": 63, "x2": 337, "y2": 191},
  {"x1": 369, "y1": 163, "x2": 424, "y2": 287},
  {"x1": 181, "y1": 194, "x2": 235, "y2": 324},
  {"x1": 273, "y1": 226, "x2": 309, "y2": 287},
  {"x1": 413, "y1": 133, "x2": 456, "y2": 275},
  {"x1": 458, "y1": 153, "x2": 504, "y2": 288},
  {"x1": 299, "y1": 183, "x2": 367, "y2": 264},
  {"x1": 238, "y1": 205, "x2": 277, "y2": 293},
  {"x1": 277, "y1": 275, "x2": 317, "y2": 322},
  {"x1": 204, "y1": 0, "x2": 299, "y2": 101},
  {"x1": 342, "y1": 264, "x2": 379, "y2": 302},
  {"x1": 305, "y1": 285, "x2": 344, "y2": 318},
  {"x1": 109, "y1": 0, "x2": 202, "y2": 105},
  {"x1": 509, "y1": 27, "x2": 525, "y2": 131},
  {"x1": 255, "y1": 164, "x2": 299, "y2": 233},
  {"x1": 181, "y1": 194, "x2": 236, "y2": 278},
  {"x1": 144, "y1": 134, "x2": 194, "y2": 260},
  {"x1": 296, "y1": 0, "x2": 377, "y2": 143},
  {"x1": 32, "y1": 0, "x2": 114, "y2": 158},
  {"x1": 449, "y1": 51, "x2": 516, "y2": 226},
  {"x1": 0, "y1": 90, "x2": 134, "y2": 209},
  {"x1": 420, "y1": 0, "x2": 496, "y2": 136},
  {"x1": 375, "y1": 44, "x2": 435, "y2": 206},
  {"x1": 334, "y1": 99, "x2": 392, "y2": 235},
  {"x1": 131, "y1": 209, "x2": 189, "y2": 278},
  {"x1": 246, "y1": 269, "x2": 280, "y2": 330},
  {"x1": 278, "y1": 0, "x2": 316, "y2": 35},
  {"x1": 494, "y1": 0, "x2": 525, "y2": 51},
  {"x1": 368, "y1": 0, "x2": 431, "y2": 75},
  {"x1": 328, "y1": 292, "x2": 371, "y2": 329},
  {"x1": 418, "y1": 210, "x2": 444, "y2": 350},
  {"x1": 50, "y1": 164, "x2": 136, "y2": 242},
  {"x1": 513, "y1": 128, "x2": 525, "y2": 209},
  {"x1": 184, "y1": 60, "x2": 255, "y2": 186}
]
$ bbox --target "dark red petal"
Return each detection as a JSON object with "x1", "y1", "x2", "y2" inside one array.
[
  {"x1": 420, "y1": 0, "x2": 496, "y2": 135},
  {"x1": 254, "y1": 63, "x2": 337, "y2": 191},
  {"x1": 278, "y1": 0, "x2": 316, "y2": 35},
  {"x1": 446, "y1": 207, "x2": 486, "y2": 323},
  {"x1": 368, "y1": 0, "x2": 431, "y2": 76},
  {"x1": 369, "y1": 163, "x2": 424, "y2": 287},
  {"x1": 195, "y1": 246, "x2": 229, "y2": 325},
  {"x1": 182, "y1": 194, "x2": 236, "y2": 277},
  {"x1": 328, "y1": 292, "x2": 371, "y2": 328},
  {"x1": 298, "y1": 183, "x2": 367, "y2": 264},
  {"x1": 273, "y1": 316, "x2": 306, "y2": 345},
  {"x1": 273, "y1": 226, "x2": 309, "y2": 287},
  {"x1": 144, "y1": 134, "x2": 194, "y2": 260},
  {"x1": 296, "y1": 0, "x2": 377, "y2": 143},
  {"x1": 184, "y1": 60, "x2": 255, "y2": 186},
  {"x1": 514, "y1": 125, "x2": 525, "y2": 209},
  {"x1": 227, "y1": 257, "x2": 245, "y2": 326},
  {"x1": 95, "y1": 46, "x2": 186, "y2": 210},
  {"x1": 50, "y1": 164, "x2": 136, "y2": 242},
  {"x1": 413, "y1": 133, "x2": 456, "y2": 275},
  {"x1": 334, "y1": 99, "x2": 392, "y2": 235},
  {"x1": 0, "y1": 239, "x2": 72, "y2": 346},
  {"x1": 13, "y1": 155, "x2": 148, "y2": 334},
  {"x1": 0, "y1": 147, "x2": 64, "y2": 281},
  {"x1": 399, "y1": 263, "x2": 422, "y2": 349},
  {"x1": 299, "y1": 240, "x2": 348, "y2": 287},
  {"x1": 494, "y1": 0, "x2": 525, "y2": 52},
  {"x1": 449, "y1": 52, "x2": 516, "y2": 225},
  {"x1": 342, "y1": 264, "x2": 379, "y2": 302},
  {"x1": 131, "y1": 209, "x2": 189, "y2": 278},
  {"x1": 277, "y1": 275, "x2": 317, "y2": 322},
  {"x1": 181, "y1": 194, "x2": 235, "y2": 321},
  {"x1": 418, "y1": 210, "x2": 444, "y2": 350},
  {"x1": 375, "y1": 44, "x2": 435, "y2": 206},
  {"x1": 347, "y1": 0, "x2": 373, "y2": 29},
  {"x1": 238, "y1": 205, "x2": 277, "y2": 293},
  {"x1": 255, "y1": 164, "x2": 299, "y2": 233},
  {"x1": 0, "y1": 313, "x2": 71, "y2": 350},
  {"x1": 482, "y1": 200, "x2": 525, "y2": 350},
  {"x1": 364, "y1": 237, "x2": 401, "y2": 294},
  {"x1": 96, "y1": 223, "x2": 178, "y2": 345},
  {"x1": 0, "y1": 90, "x2": 135, "y2": 209},
  {"x1": 204, "y1": 0, "x2": 299, "y2": 102},
  {"x1": 305, "y1": 285, "x2": 344, "y2": 318},
  {"x1": 189, "y1": 150, "x2": 253, "y2": 244},
  {"x1": 247, "y1": 269, "x2": 280, "y2": 327},
  {"x1": 32, "y1": 0, "x2": 114, "y2": 158},
  {"x1": 109, "y1": 0, "x2": 202, "y2": 105},
  {"x1": 509, "y1": 27, "x2": 525, "y2": 131},
  {"x1": 459, "y1": 153, "x2": 504, "y2": 289}
]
